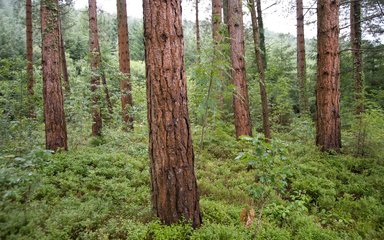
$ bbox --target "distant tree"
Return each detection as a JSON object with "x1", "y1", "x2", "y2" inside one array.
[
  {"x1": 316, "y1": 0, "x2": 341, "y2": 152},
  {"x1": 296, "y1": 0, "x2": 309, "y2": 115},
  {"x1": 88, "y1": 0, "x2": 102, "y2": 136},
  {"x1": 195, "y1": 0, "x2": 201, "y2": 58},
  {"x1": 212, "y1": 0, "x2": 222, "y2": 45},
  {"x1": 26, "y1": 0, "x2": 34, "y2": 117},
  {"x1": 41, "y1": 0, "x2": 68, "y2": 151},
  {"x1": 59, "y1": 19, "x2": 70, "y2": 93},
  {"x1": 255, "y1": 0, "x2": 267, "y2": 68},
  {"x1": 228, "y1": 0, "x2": 252, "y2": 137},
  {"x1": 143, "y1": 0, "x2": 202, "y2": 227},
  {"x1": 116, "y1": 0, "x2": 134, "y2": 129},
  {"x1": 248, "y1": 0, "x2": 271, "y2": 141}
]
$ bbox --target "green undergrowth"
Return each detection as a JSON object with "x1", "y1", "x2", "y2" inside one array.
[{"x1": 1, "y1": 121, "x2": 384, "y2": 239}]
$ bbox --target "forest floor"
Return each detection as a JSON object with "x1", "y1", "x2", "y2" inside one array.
[{"x1": 0, "y1": 119, "x2": 383, "y2": 240}]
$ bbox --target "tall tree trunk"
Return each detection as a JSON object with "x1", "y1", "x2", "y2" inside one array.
[
  {"x1": 255, "y1": 0, "x2": 267, "y2": 68},
  {"x1": 248, "y1": 0, "x2": 271, "y2": 141},
  {"x1": 296, "y1": 0, "x2": 309, "y2": 114},
  {"x1": 143, "y1": 0, "x2": 202, "y2": 228},
  {"x1": 195, "y1": 0, "x2": 201, "y2": 58},
  {"x1": 212, "y1": 0, "x2": 223, "y2": 45},
  {"x1": 88, "y1": 0, "x2": 102, "y2": 136},
  {"x1": 41, "y1": 0, "x2": 68, "y2": 151},
  {"x1": 228, "y1": 0, "x2": 252, "y2": 138},
  {"x1": 117, "y1": 0, "x2": 134, "y2": 129},
  {"x1": 350, "y1": 0, "x2": 363, "y2": 114},
  {"x1": 26, "y1": 0, "x2": 34, "y2": 117},
  {"x1": 59, "y1": 20, "x2": 70, "y2": 93},
  {"x1": 316, "y1": 0, "x2": 341, "y2": 152},
  {"x1": 223, "y1": 0, "x2": 228, "y2": 25}
]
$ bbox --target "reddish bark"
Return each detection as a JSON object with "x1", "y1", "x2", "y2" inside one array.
[
  {"x1": 41, "y1": 0, "x2": 68, "y2": 151},
  {"x1": 117, "y1": 0, "x2": 133, "y2": 129},
  {"x1": 249, "y1": 0, "x2": 271, "y2": 141},
  {"x1": 228, "y1": 0, "x2": 252, "y2": 138},
  {"x1": 26, "y1": 0, "x2": 34, "y2": 117},
  {"x1": 88, "y1": 0, "x2": 102, "y2": 136},
  {"x1": 316, "y1": 0, "x2": 341, "y2": 152},
  {"x1": 143, "y1": 0, "x2": 202, "y2": 227},
  {"x1": 296, "y1": 0, "x2": 309, "y2": 114}
]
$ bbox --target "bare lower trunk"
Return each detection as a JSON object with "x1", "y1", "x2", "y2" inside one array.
[
  {"x1": 117, "y1": 0, "x2": 134, "y2": 129},
  {"x1": 26, "y1": 0, "x2": 34, "y2": 117},
  {"x1": 316, "y1": 0, "x2": 341, "y2": 152},
  {"x1": 228, "y1": 0, "x2": 252, "y2": 138},
  {"x1": 255, "y1": 0, "x2": 266, "y2": 68},
  {"x1": 249, "y1": 0, "x2": 271, "y2": 141},
  {"x1": 41, "y1": 0, "x2": 68, "y2": 151},
  {"x1": 143, "y1": 0, "x2": 202, "y2": 228},
  {"x1": 350, "y1": 0, "x2": 363, "y2": 114},
  {"x1": 195, "y1": 0, "x2": 201, "y2": 57},
  {"x1": 296, "y1": 0, "x2": 309, "y2": 114},
  {"x1": 88, "y1": 0, "x2": 102, "y2": 136}
]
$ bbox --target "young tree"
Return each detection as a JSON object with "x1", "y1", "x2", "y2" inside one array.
[
  {"x1": 195, "y1": 0, "x2": 201, "y2": 57},
  {"x1": 59, "y1": 20, "x2": 70, "y2": 93},
  {"x1": 256, "y1": 0, "x2": 267, "y2": 68},
  {"x1": 316, "y1": 0, "x2": 341, "y2": 152},
  {"x1": 296, "y1": 0, "x2": 309, "y2": 114},
  {"x1": 116, "y1": 0, "x2": 134, "y2": 129},
  {"x1": 88, "y1": 0, "x2": 102, "y2": 136},
  {"x1": 223, "y1": 0, "x2": 228, "y2": 24},
  {"x1": 26, "y1": 0, "x2": 34, "y2": 117},
  {"x1": 212, "y1": 0, "x2": 223, "y2": 45},
  {"x1": 228, "y1": 0, "x2": 252, "y2": 138},
  {"x1": 143, "y1": 0, "x2": 202, "y2": 227},
  {"x1": 248, "y1": 0, "x2": 271, "y2": 141},
  {"x1": 41, "y1": 0, "x2": 68, "y2": 151},
  {"x1": 350, "y1": 0, "x2": 363, "y2": 114}
]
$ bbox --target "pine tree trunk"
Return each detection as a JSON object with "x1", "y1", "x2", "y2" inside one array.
[
  {"x1": 59, "y1": 20, "x2": 70, "y2": 93},
  {"x1": 212, "y1": 0, "x2": 223, "y2": 45},
  {"x1": 143, "y1": 0, "x2": 202, "y2": 228},
  {"x1": 255, "y1": 0, "x2": 267, "y2": 68},
  {"x1": 350, "y1": 0, "x2": 363, "y2": 114},
  {"x1": 296, "y1": 0, "x2": 309, "y2": 114},
  {"x1": 223, "y1": 0, "x2": 228, "y2": 25},
  {"x1": 249, "y1": 0, "x2": 271, "y2": 141},
  {"x1": 316, "y1": 0, "x2": 341, "y2": 152},
  {"x1": 195, "y1": 0, "x2": 201, "y2": 57},
  {"x1": 228, "y1": 0, "x2": 252, "y2": 138},
  {"x1": 88, "y1": 0, "x2": 102, "y2": 136},
  {"x1": 117, "y1": 0, "x2": 133, "y2": 129},
  {"x1": 41, "y1": 0, "x2": 68, "y2": 151},
  {"x1": 26, "y1": 0, "x2": 34, "y2": 117}
]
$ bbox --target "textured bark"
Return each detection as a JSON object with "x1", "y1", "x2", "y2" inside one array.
[
  {"x1": 249, "y1": 0, "x2": 271, "y2": 141},
  {"x1": 26, "y1": 0, "x2": 34, "y2": 117},
  {"x1": 296, "y1": 0, "x2": 309, "y2": 114},
  {"x1": 195, "y1": 0, "x2": 201, "y2": 56},
  {"x1": 228, "y1": 0, "x2": 252, "y2": 138},
  {"x1": 88, "y1": 0, "x2": 102, "y2": 136},
  {"x1": 41, "y1": 0, "x2": 68, "y2": 151},
  {"x1": 316, "y1": 0, "x2": 341, "y2": 152},
  {"x1": 255, "y1": 0, "x2": 266, "y2": 68},
  {"x1": 117, "y1": 0, "x2": 133, "y2": 129},
  {"x1": 350, "y1": 0, "x2": 363, "y2": 114},
  {"x1": 212, "y1": 0, "x2": 223, "y2": 44},
  {"x1": 223, "y1": 0, "x2": 229, "y2": 25},
  {"x1": 143, "y1": 0, "x2": 202, "y2": 228},
  {"x1": 59, "y1": 20, "x2": 70, "y2": 93}
]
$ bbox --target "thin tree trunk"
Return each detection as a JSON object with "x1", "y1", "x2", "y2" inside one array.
[
  {"x1": 212, "y1": 0, "x2": 223, "y2": 45},
  {"x1": 143, "y1": 0, "x2": 202, "y2": 228},
  {"x1": 255, "y1": 0, "x2": 267, "y2": 68},
  {"x1": 228, "y1": 0, "x2": 252, "y2": 138},
  {"x1": 88, "y1": 0, "x2": 102, "y2": 136},
  {"x1": 316, "y1": 0, "x2": 341, "y2": 152},
  {"x1": 351, "y1": 0, "x2": 363, "y2": 114},
  {"x1": 26, "y1": 0, "x2": 34, "y2": 117},
  {"x1": 41, "y1": 0, "x2": 68, "y2": 151},
  {"x1": 59, "y1": 19, "x2": 70, "y2": 93},
  {"x1": 101, "y1": 73, "x2": 113, "y2": 115},
  {"x1": 195, "y1": 0, "x2": 201, "y2": 58},
  {"x1": 248, "y1": 0, "x2": 271, "y2": 141},
  {"x1": 223, "y1": 0, "x2": 229, "y2": 25},
  {"x1": 117, "y1": 0, "x2": 134, "y2": 129},
  {"x1": 296, "y1": 0, "x2": 309, "y2": 114}
]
